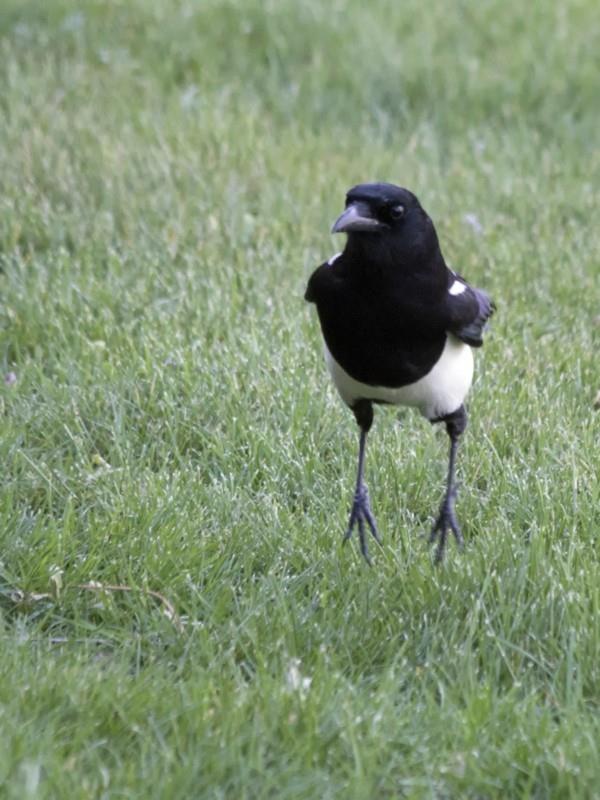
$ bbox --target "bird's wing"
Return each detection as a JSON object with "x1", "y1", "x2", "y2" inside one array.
[
  {"x1": 304, "y1": 258, "x2": 341, "y2": 303},
  {"x1": 443, "y1": 274, "x2": 495, "y2": 348}
]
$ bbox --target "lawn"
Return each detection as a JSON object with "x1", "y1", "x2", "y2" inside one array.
[{"x1": 1, "y1": 1, "x2": 599, "y2": 797}]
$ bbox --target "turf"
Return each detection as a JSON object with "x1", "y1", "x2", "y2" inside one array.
[{"x1": 1, "y1": 1, "x2": 599, "y2": 797}]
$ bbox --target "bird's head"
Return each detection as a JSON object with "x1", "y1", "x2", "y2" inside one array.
[{"x1": 331, "y1": 183, "x2": 440, "y2": 269}]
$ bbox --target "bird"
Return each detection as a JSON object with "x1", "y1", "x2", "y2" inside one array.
[{"x1": 305, "y1": 182, "x2": 494, "y2": 563}]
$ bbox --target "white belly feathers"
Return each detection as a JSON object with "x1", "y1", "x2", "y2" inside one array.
[{"x1": 324, "y1": 335, "x2": 474, "y2": 421}]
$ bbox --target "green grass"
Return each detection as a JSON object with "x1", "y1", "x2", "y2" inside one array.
[{"x1": 1, "y1": 0, "x2": 599, "y2": 797}]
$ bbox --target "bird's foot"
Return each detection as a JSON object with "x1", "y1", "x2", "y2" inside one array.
[
  {"x1": 344, "y1": 484, "x2": 381, "y2": 565},
  {"x1": 429, "y1": 487, "x2": 463, "y2": 564}
]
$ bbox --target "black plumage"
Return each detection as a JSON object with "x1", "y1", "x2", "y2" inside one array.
[{"x1": 305, "y1": 183, "x2": 494, "y2": 562}]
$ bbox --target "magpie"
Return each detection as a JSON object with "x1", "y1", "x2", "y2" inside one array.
[{"x1": 305, "y1": 183, "x2": 494, "y2": 563}]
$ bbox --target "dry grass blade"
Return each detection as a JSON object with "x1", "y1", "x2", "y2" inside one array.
[{"x1": 73, "y1": 583, "x2": 184, "y2": 633}]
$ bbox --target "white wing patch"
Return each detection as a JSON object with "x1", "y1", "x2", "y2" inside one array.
[
  {"x1": 327, "y1": 252, "x2": 342, "y2": 266},
  {"x1": 449, "y1": 279, "x2": 467, "y2": 296}
]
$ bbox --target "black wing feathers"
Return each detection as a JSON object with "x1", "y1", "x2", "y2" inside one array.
[
  {"x1": 304, "y1": 261, "x2": 332, "y2": 303},
  {"x1": 304, "y1": 267, "x2": 317, "y2": 302},
  {"x1": 445, "y1": 284, "x2": 495, "y2": 348}
]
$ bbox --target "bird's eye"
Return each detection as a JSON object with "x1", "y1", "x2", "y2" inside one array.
[{"x1": 390, "y1": 204, "x2": 405, "y2": 220}]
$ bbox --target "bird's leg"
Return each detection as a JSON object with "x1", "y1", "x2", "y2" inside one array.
[
  {"x1": 430, "y1": 405, "x2": 467, "y2": 563},
  {"x1": 344, "y1": 400, "x2": 381, "y2": 564}
]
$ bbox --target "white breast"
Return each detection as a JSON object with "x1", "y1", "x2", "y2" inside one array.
[{"x1": 324, "y1": 335, "x2": 474, "y2": 421}]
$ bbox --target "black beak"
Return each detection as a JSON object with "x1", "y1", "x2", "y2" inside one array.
[{"x1": 331, "y1": 201, "x2": 386, "y2": 234}]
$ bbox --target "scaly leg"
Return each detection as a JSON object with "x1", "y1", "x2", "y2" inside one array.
[
  {"x1": 430, "y1": 405, "x2": 467, "y2": 563},
  {"x1": 344, "y1": 400, "x2": 381, "y2": 564}
]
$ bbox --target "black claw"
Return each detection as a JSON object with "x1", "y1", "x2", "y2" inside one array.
[
  {"x1": 434, "y1": 532, "x2": 447, "y2": 565},
  {"x1": 449, "y1": 516, "x2": 464, "y2": 547},
  {"x1": 429, "y1": 497, "x2": 463, "y2": 563},
  {"x1": 357, "y1": 518, "x2": 372, "y2": 565},
  {"x1": 363, "y1": 505, "x2": 381, "y2": 544},
  {"x1": 345, "y1": 484, "x2": 380, "y2": 564}
]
